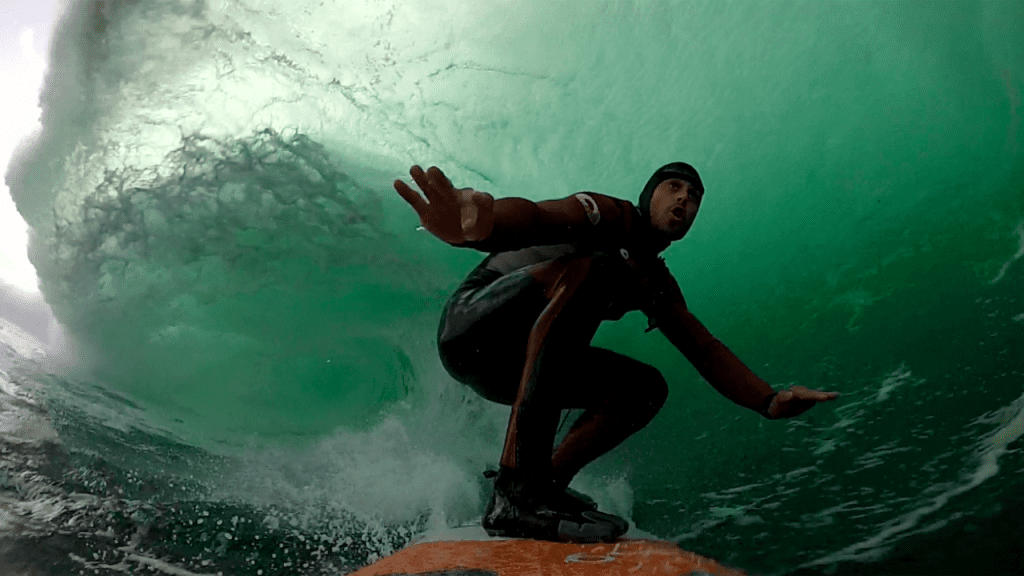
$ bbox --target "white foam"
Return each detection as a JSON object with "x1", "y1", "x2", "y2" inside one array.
[
  {"x1": 66, "y1": 550, "x2": 220, "y2": 576},
  {"x1": 989, "y1": 219, "x2": 1024, "y2": 284},
  {"x1": 0, "y1": 319, "x2": 60, "y2": 444},
  {"x1": 413, "y1": 523, "x2": 504, "y2": 544},
  {"x1": 0, "y1": 403, "x2": 59, "y2": 444},
  {"x1": 874, "y1": 363, "x2": 916, "y2": 403},
  {"x1": 213, "y1": 410, "x2": 492, "y2": 537},
  {"x1": 211, "y1": 375, "x2": 647, "y2": 553},
  {"x1": 0, "y1": 317, "x2": 46, "y2": 361}
]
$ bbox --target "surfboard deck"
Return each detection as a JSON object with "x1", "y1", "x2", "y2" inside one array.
[{"x1": 349, "y1": 525, "x2": 747, "y2": 575}]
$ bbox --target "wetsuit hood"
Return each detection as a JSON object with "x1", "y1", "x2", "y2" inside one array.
[
  {"x1": 636, "y1": 162, "x2": 704, "y2": 253},
  {"x1": 637, "y1": 162, "x2": 704, "y2": 215}
]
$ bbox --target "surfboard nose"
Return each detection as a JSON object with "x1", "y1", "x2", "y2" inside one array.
[{"x1": 348, "y1": 533, "x2": 748, "y2": 576}]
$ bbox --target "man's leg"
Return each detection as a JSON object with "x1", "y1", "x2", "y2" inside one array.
[
  {"x1": 483, "y1": 256, "x2": 638, "y2": 541},
  {"x1": 549, "y1": 349, "x2": 668, "y2": 491},
  {"x1": 497, "y1": 254, "x2": 670, "y2": 491},
  {"x1": 437, "y1": 260, "x2": 545, "y2": 405},
  {"x1": 496, "y1": 256, "x2": 602, "y2": 495},
  {"x1": 438, "y1": 253, "x2": 664, "y2": 540}
]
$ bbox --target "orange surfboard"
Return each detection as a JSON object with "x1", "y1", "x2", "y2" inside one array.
[{"x1": 349, "y1": 526, "x2": 747, "y2": 576}]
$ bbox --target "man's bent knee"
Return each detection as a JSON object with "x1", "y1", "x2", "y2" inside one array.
[{"x1": 630, "y1": 366, "x2": 669, "y2": 418}]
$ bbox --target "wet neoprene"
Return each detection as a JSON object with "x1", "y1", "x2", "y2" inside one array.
[{"x1": 758, "y1": 392, "x2": 779, "y2": 419}]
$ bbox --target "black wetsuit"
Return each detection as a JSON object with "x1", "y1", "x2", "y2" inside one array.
[{"x1": 437, "y1": 192, "x2": 683, "y2": 488}]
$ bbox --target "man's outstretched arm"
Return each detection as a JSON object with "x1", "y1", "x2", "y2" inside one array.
[
  {"x1": 654, "y1": 297, "x2": 839, "y2": 419},
  {"x1": 394, "y1": 164, "x2": 630, "y2": 252}
]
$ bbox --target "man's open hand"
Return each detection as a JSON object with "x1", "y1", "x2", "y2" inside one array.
[
  {"x1": 766, "y1": 385, "x2": 839, "y2": 419},
  {"x1": 394, "y1": 165, "x2": 495, "y2": 245}
]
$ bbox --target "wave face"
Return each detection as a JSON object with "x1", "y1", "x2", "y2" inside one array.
[{"x1": 3, "y1": 0, "x2": 1023, "y2": 574}]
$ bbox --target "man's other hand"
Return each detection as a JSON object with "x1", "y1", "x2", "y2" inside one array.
[{"x1": 767, "y1": 385, "x2": 840, "y2": 419}]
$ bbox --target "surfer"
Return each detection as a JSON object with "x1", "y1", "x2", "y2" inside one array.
[{"x1": 394, "y1": 163, "x2": 839, "y2": 543}]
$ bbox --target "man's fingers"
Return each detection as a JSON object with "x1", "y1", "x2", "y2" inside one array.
[
  {"x1": 407, "y1": 165, "x2": 435, "y2": 203},
  {"x1": 779, "y1": 387, "x2": 840, "y2": 404},
  {"x1": 394, "y1": 179, "x2": 428, "y2": 216},
  {"x1": 800, "y1": 389, "x2": 839, "y2": 401},
  {"x1": 796, "y1": 389, "x2": 840, "y2": 402},
  {"x1": 409, "y1": 165, "x2": 457, "y2": 206},
  {"x1": 410, "y1": 165, "x2": 445, "y2": 205},
  {"x1": 426, "y1": 166, "x2": 455, "y2": 198}
]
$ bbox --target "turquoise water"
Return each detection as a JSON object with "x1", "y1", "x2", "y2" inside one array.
[{"x1": 3, "y1": 0, "x2": 1023, "y2": 574}]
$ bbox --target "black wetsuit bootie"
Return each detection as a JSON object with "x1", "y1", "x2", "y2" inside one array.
[
  {"x1": 481, "y1": 467, "x2": 628, "y2": 542},
  {"x1": 484, "y1": 469, "x2": 597, "y2": 513}
]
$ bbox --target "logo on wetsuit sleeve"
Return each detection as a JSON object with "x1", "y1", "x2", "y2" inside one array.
[{"x1": 574, "y1": 193, "x2": 601, "y2": 226}]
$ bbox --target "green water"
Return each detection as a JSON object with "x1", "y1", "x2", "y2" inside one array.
[{"x1": 6, "y1": 1, "x2": 1023, "y2": 573}]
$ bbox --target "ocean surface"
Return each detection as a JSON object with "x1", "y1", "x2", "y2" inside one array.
[{"x1": 2, "y1": 1, "x2": 1023, "y2": 574}]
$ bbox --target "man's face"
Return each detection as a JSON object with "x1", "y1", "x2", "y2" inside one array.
[{"x1": 648, "y1": 178, "x2": 701, "y2": 240}]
